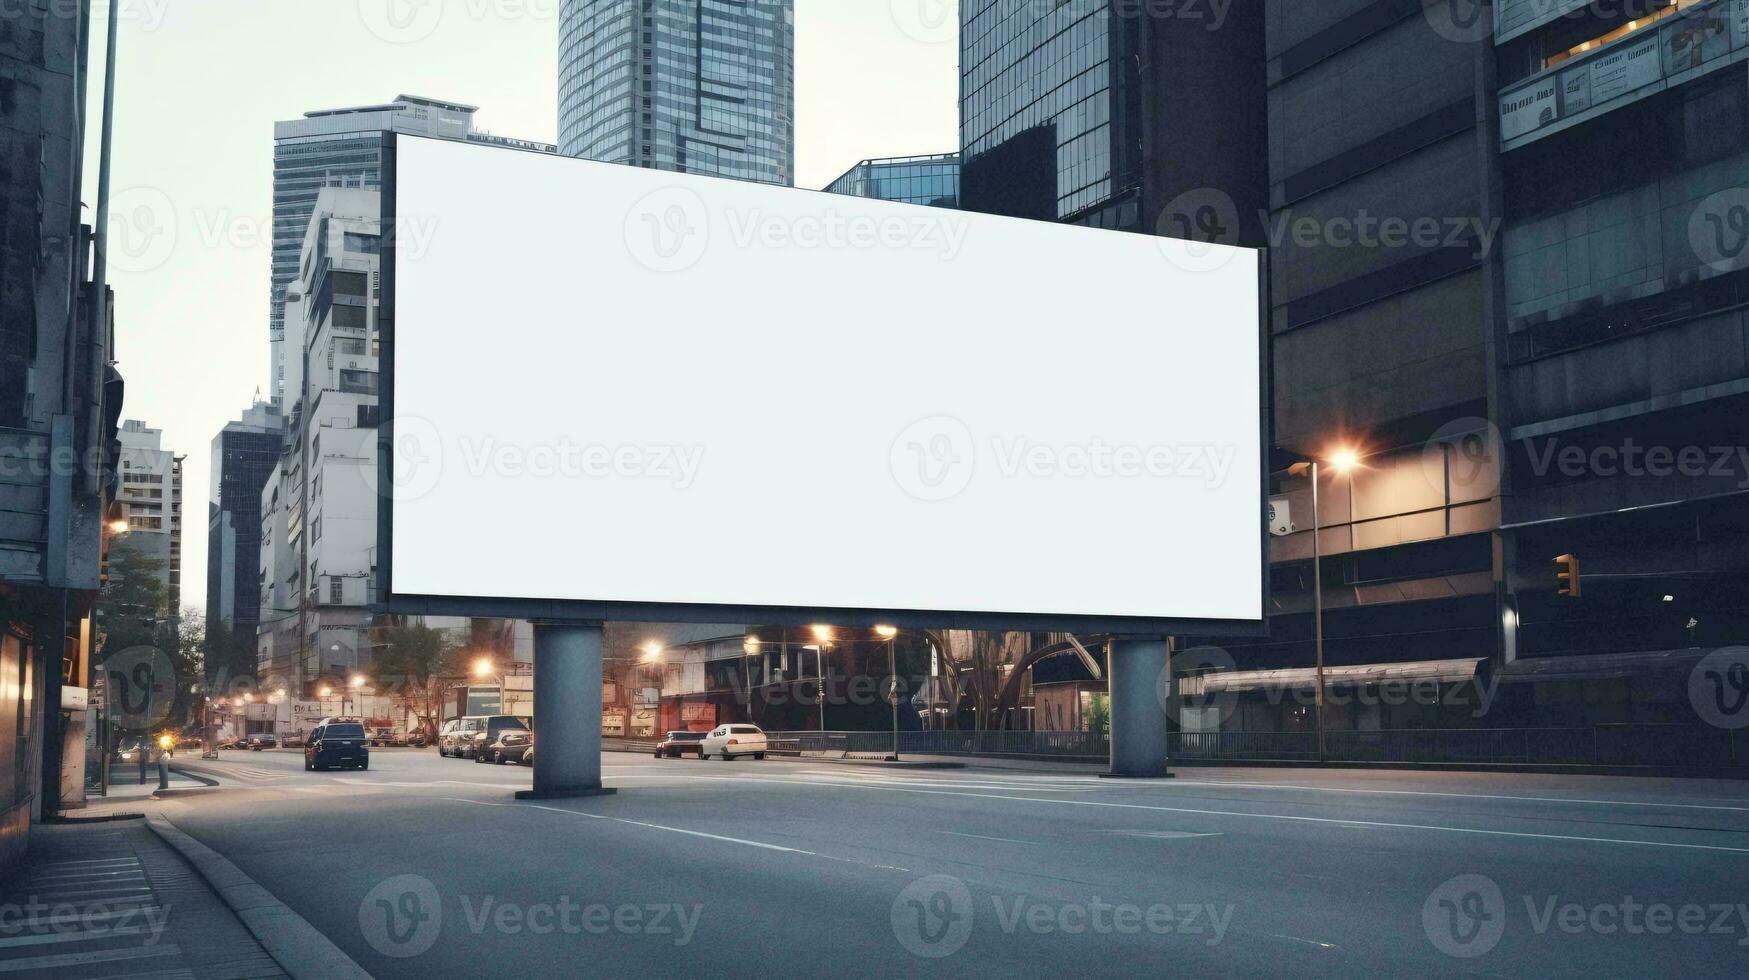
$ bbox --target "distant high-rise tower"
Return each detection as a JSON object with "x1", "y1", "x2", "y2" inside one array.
[
  {"x1": 207, "y1": 401, "x2": 284, "y2": 633},
  {"x1": 270, "y1": 95, "x2": 555, "y2": 407},
  {"x1": 558, "y1": 0, "x2": 794, "y2": 185}
]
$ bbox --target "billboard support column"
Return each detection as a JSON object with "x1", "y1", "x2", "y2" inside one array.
[
  {"x1": 517, "y1": 621, "x2": 617, "y2": 800},
  {"x1": 1104, "y1": 636, "x2": 1173, "y2": 779}
]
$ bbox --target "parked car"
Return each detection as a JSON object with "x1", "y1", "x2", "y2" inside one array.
[
  {"x1": 114, "y1": 739, "x2": 143, "y2": 762},
  {"x1": 479, "y1": 729, "x2": 533, "y2": 765},
  {"x1": 304, "y1": 721, "x2": 369, "y2": 771},
  {"x1": 368, "y1": 727, "x2": 401, "y2": 747},
  {"x1": 403, "y1": 729, "x2": 428, "y2": 748},
  {"x1": 523, "y1": 742, "x2": 534, "y2": 767},
  {"x1": 700, "y1": 724, "x2": 767, "y2": 760},
  {"x1": 436, "y1": 718, "x2": 471, "y2": 757},
  {"x1": 245, "y1": 732, "x2": 279, "y2": 751},
  {"x1": 466, "y1": 716, "x2": 531, "y2": 761},
  {"x1": 654, "y1": 731, "x2": 707, "y2": 759}
]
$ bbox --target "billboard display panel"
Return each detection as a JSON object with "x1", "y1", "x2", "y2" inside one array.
[{"x1": 384, "y1": 135, "x2": 1266, "y2": 631}]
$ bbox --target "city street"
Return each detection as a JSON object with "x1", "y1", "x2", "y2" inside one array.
[{"x1": 156, "y1": 750, "x2": 1749, "y2": 977}]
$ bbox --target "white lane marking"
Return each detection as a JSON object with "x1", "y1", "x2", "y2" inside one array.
[
  {"x1": 932, "y1": 831, "x2": 1039, "y2": 845},
  {"x1": 769, "y1": 777, "x2": 1749, "y2": 854},
  {"x1": 1102, "y1": 830, "x2": 1224, "y2": 840},
  {"x1": 1128, "y1": 779, "x2": 1749, "y2": 814},
  {"x1": 645, "y1": 772, "x2": 1749, "y2": 854},
  {"x1": 437, "y1": 798, "x2": 815, "y2": 854},
  {"x1": 0, "y1": 925, "x2": 152, "y2": 949},
  {"x1": 804, "y1": 768, "x2": 1749, "y2": 814},
  {"x1": 0, "y1": 944, "x2": 180, "y2": 972}
]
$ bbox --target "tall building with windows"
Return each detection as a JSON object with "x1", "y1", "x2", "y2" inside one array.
[
  {"x1": 265, "y1": 188, "x2": 385, "y2": 695},
  {"x1": 1491, "y1": 1, "x2": 1749, "y2": 685},
  {"x1": 115, "y1": 421, "x2": 184, "y2": 617},
  {"x1": 207, "y1": 402, "x2": 284, "y2": 633},
  {"x1": 558, "y1": 0, "x2": 795, "y2": 185},
  {"x1": 270, "y1": 96, "x2": 555, "y2": 407},
  {"x1": 958, "y1": 0, "x2": 1267, "y2": 238},
  {"x1": 0, "y1": 0, "x2": 120, "y2": 848},
  {"x1": 824, "y1": 153, "x2": 960, "y2": 208}
]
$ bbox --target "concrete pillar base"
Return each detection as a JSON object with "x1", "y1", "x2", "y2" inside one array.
[
  {"x1": 516, "y1": 787, "x2": 618, "y2": 800},
  {"x1": 530, "y1": 621, "x2": 608, "y2": 799},
  {"x1": 1107, "y1": 635, "x2": 1172, "y2": 778}
]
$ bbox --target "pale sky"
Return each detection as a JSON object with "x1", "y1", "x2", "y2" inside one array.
[{"x1": 85, "y1": 0, "x2": 959, "y2": 616}]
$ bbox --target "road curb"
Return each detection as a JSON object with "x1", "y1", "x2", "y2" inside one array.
[
  {"x1": 168, "y1": 765, "x2": 222, "y2": 787},
  {"x1": 145, "y1": 812, "x2": 374, "y2": 980}
]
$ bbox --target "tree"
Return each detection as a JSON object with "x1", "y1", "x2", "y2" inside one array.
[
  {"x1": 1086, "y1": 693, "x2": 1111, "y2": 740},
  {"x1": 95, "y1": 544, "x2": 168, "y2": 659},
  {"x1": 94, "y1": 549, "x2": 208, "y2": 734},
  {"x1": 202, "y1": 617, "x2": 258, "y2": 699},
  {"x1": 369, "y1": 619, "x2": 466, "y2": 742}
]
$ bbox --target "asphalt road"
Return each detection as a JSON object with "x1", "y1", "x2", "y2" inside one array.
[{"x1": 159, "y1": 749, "x2": 1749, "y2": 978}]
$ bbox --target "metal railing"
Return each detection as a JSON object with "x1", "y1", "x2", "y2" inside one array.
[
  {"x1": 1171, "y1": 725, "x2": 1743, "y2": 768},
  {"x1": 762, "y1": 730, "x2": 1109, "y2": 759},
  {"x1": 611, "y1": 726, "x2": 1741, "y2": 769}
]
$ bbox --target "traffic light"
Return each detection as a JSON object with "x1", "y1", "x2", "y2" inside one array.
[{"x1": 1554, "y1": 554, "x2": 1581, "y2": 597}]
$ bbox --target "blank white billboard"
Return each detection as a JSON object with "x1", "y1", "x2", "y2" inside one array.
[{"x1": 387, "y1": 135, "x2": 1264, "y2": 627}]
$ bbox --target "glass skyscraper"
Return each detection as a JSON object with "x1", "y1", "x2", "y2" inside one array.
[
  {"x1": 824, "y1": 153, "x2": 960, "y2": 208},
  {"x1": 960, "y1": 0, "x2": 1118, "y2": 223},
  {"x1": 558, "y1": 0, "x2": 794, "y2": 185}
]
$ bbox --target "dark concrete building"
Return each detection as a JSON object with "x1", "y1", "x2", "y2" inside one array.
[
  {"x1": 0, "y1": 0, "x2": 118, "y2": 861},
  {"x1": 1212, "y1": 0, "x2": 1504, "y2": 730},
  {"x1": 1490, "y1": 0, "x2": 1749, "y2": 738}
]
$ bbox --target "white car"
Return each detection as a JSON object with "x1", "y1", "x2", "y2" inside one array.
[{"x1": 700, "y1": 724, "x2": 767, "y2": 760}]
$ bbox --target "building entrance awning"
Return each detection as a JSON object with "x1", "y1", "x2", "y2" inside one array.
[
  {"x1": 1182, "y1": 657, "x2": 1488, "y2": 695},
  {"x1": 1497, "y1": 648, "x2": 1708, "y2": 682}
]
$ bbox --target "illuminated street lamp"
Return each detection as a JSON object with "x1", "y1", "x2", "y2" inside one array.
[
  {"x1": 1310, "y1": 446, "x2": 1362, "y2": 761},
  {"x1": 473, "y1": 656, "x2": 495, "y2": 679},
  {"x1": 875, "y1": 626, "x2": 900, "y2": 761},
  {"x1": 809, "y1": 626, "x2": 834, "y2": 731},
  {"x1": 641, "y1": 641, "x2": 664, "y2": 663}
]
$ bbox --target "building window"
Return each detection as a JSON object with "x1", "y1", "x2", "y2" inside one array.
[{"x1": 329, "y1": 579, "x2": 344, "y2": 604}]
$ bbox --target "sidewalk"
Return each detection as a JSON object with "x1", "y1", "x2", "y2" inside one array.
[{"x1": 0, "y1": 818, "x2": 286, "y2": 978}]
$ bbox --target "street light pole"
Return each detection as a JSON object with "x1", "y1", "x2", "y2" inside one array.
[
  {"x1": 876, "y1": 626, "x2": 899, "y2": 761},
  {"x1": 1311, "y1": 460, "x2": 1326, "y2": 762},
  {"x1": 1309, "y1": 448, "x2": 1361, "y2": 763}
]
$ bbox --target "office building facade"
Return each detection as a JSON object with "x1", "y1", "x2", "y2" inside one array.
[
  {"x1": 823, "y1": 153, "x2": 961, "y2": 207},
  {"x1": 207, "y1": 402, "x2": 284, "y2": 634},
  {"x1": 270, "y1": 96, "x2": 555, "y2": 406},
  {"x1": 958, "y1": 0, "x2": 1268, "y2": 240},
  {"x1": 115, "y1": 422, "x2": 184, "y2": 617},
  {"x1": 1490, "y1": 0, "x2": 1749, "y2": 719},
  {"x1": 558, "y1": 0, "x2": 795, "y2": 185}
]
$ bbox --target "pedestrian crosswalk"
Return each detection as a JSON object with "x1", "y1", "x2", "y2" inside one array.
[
  {"x1": 0, "y1": 849, "x2": 185, "y2": 978},
  {"x1": 174, "y1": 760, "x2": 286, "y2": 783}
]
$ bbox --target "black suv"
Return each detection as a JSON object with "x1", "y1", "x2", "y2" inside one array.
[
  {"x1": 466, "y1": 715, "x2": 531, "y2": 761},
  {"x1": 305, "y1": 721, "x2": 369, "y2": 771}
]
